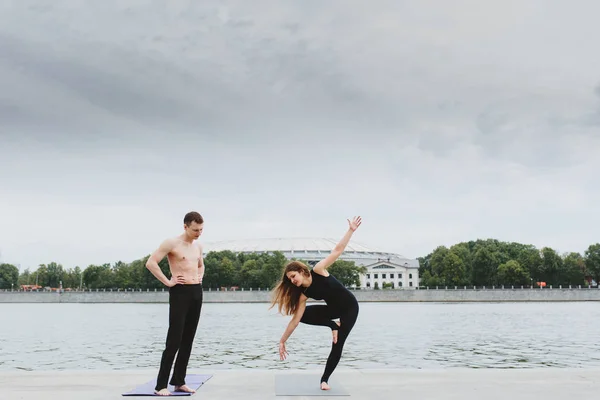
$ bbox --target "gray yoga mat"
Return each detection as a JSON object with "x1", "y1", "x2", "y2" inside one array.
[
  {"x1": 275, "y1": 373, "x2": 350, "y2": 396},
  {"x1": 122, "y1": 374, "x2": 212, "y2": 396}
]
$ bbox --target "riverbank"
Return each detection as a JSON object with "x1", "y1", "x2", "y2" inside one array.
[
  {"x1": 1, "y1": 368, "x2": 597, "y2": 400},
  {"x1": 1, "y1": 287, "x2": 599, "y2": 303}
]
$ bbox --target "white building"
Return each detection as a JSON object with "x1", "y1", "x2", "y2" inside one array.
[{"x1": 204, "y1": 237, "x2": 420, "y2": 289}]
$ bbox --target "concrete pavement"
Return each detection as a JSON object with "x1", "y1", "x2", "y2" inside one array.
[{"x1": 1, "y1": 367, "x2": 598, "y2": 399}]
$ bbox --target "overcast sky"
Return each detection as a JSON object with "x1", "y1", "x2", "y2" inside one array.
[{"x1": 1, "y1": 1, "x2": 599, "y2": 271}]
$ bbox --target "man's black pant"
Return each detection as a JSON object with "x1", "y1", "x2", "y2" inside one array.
[{"x1": 155, "y1": 283, "x2": 203, "y2": 391}]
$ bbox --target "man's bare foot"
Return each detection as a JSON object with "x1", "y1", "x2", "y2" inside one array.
[
  {"x1": 332, "y1": 321, "x2": 341, "y2": 344},
  {"x1": 174, "y1": 385, "x2": 196, "y2": 394},
  {"x1": 321, "y1": 382, "x2": 330, "y2": 390},
  {"x1": 154, "y1": 388, "x2": 171, "y2": 396}
]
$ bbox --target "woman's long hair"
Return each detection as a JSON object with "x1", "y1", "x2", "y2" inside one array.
[{"x1": 270, "y1": 261, "x2": 311, "y2": 316}]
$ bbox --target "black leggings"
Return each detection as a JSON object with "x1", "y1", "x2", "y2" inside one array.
[
  {"x1": 155, "y1": 284, "x2": 203, "y2": 391},
  {"x1": 300, "y1": 302, "x2": 359, "y2": 383}
]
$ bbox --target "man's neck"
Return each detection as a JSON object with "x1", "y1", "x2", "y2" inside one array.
[{"x1": 178, "y1": 236, "x2": 194, "y2": 244}]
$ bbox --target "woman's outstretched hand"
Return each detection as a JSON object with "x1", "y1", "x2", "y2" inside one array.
[
  {"x1": 347, "y1": 216, "x2": 362, "y2": 232},
  {"x1": 279, "y1": 341, "x2": 289, "y2": 361}
]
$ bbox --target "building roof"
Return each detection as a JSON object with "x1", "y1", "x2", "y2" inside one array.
[{"x1": 204, "y1": 237, "x2": 402, "y2": 257}]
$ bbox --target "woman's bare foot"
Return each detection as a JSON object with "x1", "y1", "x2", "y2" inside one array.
[
  {"x1": 332, "y1": 321, "x2": 341, "y2": 343},
  {"x1": 320, "y1": 382, "x2": 331, "y2": 390},
  {"x1": 174, "y1": 385, "x2": 196, "y2": 394},
  {"x1": 154, "y1": 388, "x2": 171, "y2": 396}
]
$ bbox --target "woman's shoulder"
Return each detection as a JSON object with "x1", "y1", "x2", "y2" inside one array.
[{"x1": 311, "y1": 266, "x2": 330, "y2": 278}]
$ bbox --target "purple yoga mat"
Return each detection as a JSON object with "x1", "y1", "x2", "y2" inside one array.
[{"x1": 122, "y1": 374, "x2": 213, "y2": 396}]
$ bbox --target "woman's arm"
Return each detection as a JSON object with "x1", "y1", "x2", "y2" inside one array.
[
  {"x1": 313, "y1": 216, "x2": 362, "y2": 276},
  {"x1": 278, "y1": 294, "x2": 307, "y2": 360}
]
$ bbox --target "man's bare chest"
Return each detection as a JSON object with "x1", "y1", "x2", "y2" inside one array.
[{"x1": 170, "y1": 245, "x2": 200, "y2": 264}]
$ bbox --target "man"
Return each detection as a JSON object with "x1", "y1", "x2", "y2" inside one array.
[{"x1": 145, "y1": 211, "x2": 205, "y2": 396}]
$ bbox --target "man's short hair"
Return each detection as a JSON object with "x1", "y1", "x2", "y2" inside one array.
[{"x1": 184, "y1": 211, "x2": 204, "y2": 226}]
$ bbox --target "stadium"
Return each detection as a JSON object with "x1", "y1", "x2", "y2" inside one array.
[{"x1": 204, "y1": 237, "x2": 420, "y2": 289}]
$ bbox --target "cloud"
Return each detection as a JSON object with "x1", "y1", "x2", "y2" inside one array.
[{"x1": 1, "y1": 0, "x2": 600, "y2": 269}]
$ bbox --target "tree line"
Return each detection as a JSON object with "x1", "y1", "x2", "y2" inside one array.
[
  {"x1": 1, "y1": 239, "x2": 599, "y2": 291},
  {"x1": 0, "y1": 250, "x2": 365, "y2": 290},
  {"x1": 418, "y1": 239, "x2": 600, "y2": 287}
]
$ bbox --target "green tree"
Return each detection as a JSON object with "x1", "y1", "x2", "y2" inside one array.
[
  {"x1": 562, "y1": 252, "x2": 586, "y2": 286},
  {"x1": 61, "y1": 266, "x2": 83, "y2": 289},
  {"x1": 72, "y1": 266, "x2": 83, "y2": 289},
  {"x1": 83, "y1": 263, "x2": 114, "y2": 289},
  {"x1": 518, "y1": 247, "x2": 542, "y2": 285},
  {"x1": 33, "y1": 264, "x2": 49, "y2": 287},
  {"x1": 328, "y1": 260, "x2": 366, "y2": 287},
  {"x1": 429, "y1": 246, "x2": 449, "y2": 277},
  {"x1": 417, "y1": 254, "x2": 430, "y2": 277},
  {"x1": 496, "y1": 260, "x2": 530, "y2": 286},
  {"x1": 202, "y1": 252, "x2": 222, "y2": 288},
  {"x1": 219, "y1": 257, "x2": 237, "y2": 287},
  {"x1": 17, "y1": 268, "x2": 32, "y2": 286},
  {"x1": 504, "y1": 242, "x2": 534, "y2": 261},
  {"x1": 450, "y1": 243, "x2": 472, "y2": 279},
  {"x1": 419, "y1": 270, "x2": 442, "y2": 287},
  {"x1": 0, "y1": 263, "x2": 19, "y2": 289},
  {"x1": 129, "y1": 257, "x2": 154, "y2": 289},
  {"x1": 201, "y1": 251, "x2": 240, "y2": 288},
  {"x1": 260, "y1": 252, "x2": 287, "y2": 289},
  {"x1": 584, "y1": 243, "x2": 600, "y2": 284},
  {"x1": 112, "y1": 261, "x2": 133, "y2": 289},
  {"x1": 39, "y1": 262, "x2": 66, "y2": 288},
  {"x1": 440, "y1": 251, "x2": 467, "y2": 286},
  {"x1": 539, "y1": 247, "x2": 563, "y2": 285},
  {"x1": 239, "y1": 259, "x2": 263, "y2": 288},
  {"x1": 471, "y1": 247, "x2": 498, "y2": 286}
]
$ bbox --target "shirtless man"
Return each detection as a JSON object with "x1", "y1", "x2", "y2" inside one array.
[{"x1": 145, "y1": 211, "x2": 205, "y2": 396}]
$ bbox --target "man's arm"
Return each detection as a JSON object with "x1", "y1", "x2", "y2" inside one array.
[
  {"x1": 197, "y1": 243, "x2": 205, "y2": 284},
  {"x1": 146, "y1": 239, "x2": 178, "y2": 287},
  {"x1": 313, "y1": 216, "x2": 362, "y2": 276}
]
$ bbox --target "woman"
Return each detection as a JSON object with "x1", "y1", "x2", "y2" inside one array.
[{"x1": 270, "y1": 216, "x2": 362, "y2": 390}]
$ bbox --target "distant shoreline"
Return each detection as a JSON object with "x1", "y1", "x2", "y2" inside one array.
[{"x1": 1, "y1": 287, "x2": 599, "y2": 303}]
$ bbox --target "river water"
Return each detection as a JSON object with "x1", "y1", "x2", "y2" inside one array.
[{"x1": 1, "y1": 302, "x2": 598, "y2": 371}]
